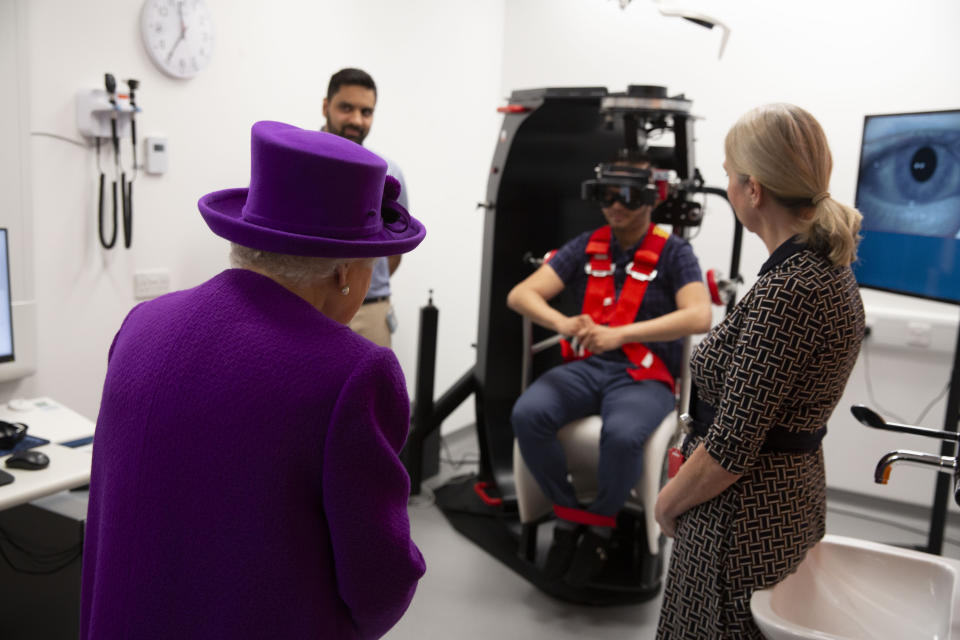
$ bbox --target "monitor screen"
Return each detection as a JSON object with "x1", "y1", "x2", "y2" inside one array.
[
  {"x1": 852, "y1": 109, "x2": 960, "y2": 304},
  {"x1": 0, "y1": 229, "x2": 12, "y2": 362}
]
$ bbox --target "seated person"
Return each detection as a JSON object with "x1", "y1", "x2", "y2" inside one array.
[{"x1": 507, "y1": 156, "x2": 711, "y2": 586}]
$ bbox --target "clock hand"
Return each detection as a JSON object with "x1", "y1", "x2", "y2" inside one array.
[
  {"x1": 177, "y1": 0, "x2": 186, "y2": 34},
  {"x1": 164, "y1": 0, "x2": 191, "y2": 64},
  {"x1": 165, "y1": 31, "x2": 185, "y2": 63}
]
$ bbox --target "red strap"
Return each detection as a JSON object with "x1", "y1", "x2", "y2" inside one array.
[
  {"x1": 607, "y1": 224, "x2": 669, "y2": 327},
  {"x1": 622, "y1": 342, "x2": 675, "y2": 393},
  {"x1": 706, "y1": 269, "x2": 723, "y2": 306},
  {"x1": 611, "y1": 224, "x2": 675, "y2": 392},
  {"x1": 581, "y1": 226, "x2": 615, "y2": 325},
  {"x1": 667, "y1": 448, "x2": 685, "y2": 479},
  {"x1": 584, "y1": 226, "x2": 611, "y2": 256},
  {"x1": 473, "y1": 481, "x2": 503, "y2": 507},
  {"x1": 554, "y1": 505, "x2": 617, "y2": 528},
  {"x1": 561, "y1": 224, "x2": 675, "y2": 392},
  {"x1": 560, "y1": 227, "x2": 614, "y2": 359},
  {"x1": 560, "y1": 338, "x2": 578, "y2": 361}
]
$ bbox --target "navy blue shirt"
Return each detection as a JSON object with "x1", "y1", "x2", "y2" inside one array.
[{"x1": 548, "y1": 226, "x2": 703, "y2": 379}]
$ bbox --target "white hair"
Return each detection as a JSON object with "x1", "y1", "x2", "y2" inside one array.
[{"x1": 229, "y1": 243, "x2": 373, "y2": 285}]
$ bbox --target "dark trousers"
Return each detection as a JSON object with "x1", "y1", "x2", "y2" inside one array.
[{"x1": 511, "y1": 356, "x2": 675, "y2": 517}]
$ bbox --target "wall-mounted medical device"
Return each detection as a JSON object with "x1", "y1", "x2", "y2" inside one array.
[
  {"x1": 75, "y1": 86, "x2": 135, "y2": 139},
  {"x1": 75, "y1": 74, "x2": 142, "y2": 250},
  {"x1": 143, "y1": 136, "x2": 168, "y2": 175}
]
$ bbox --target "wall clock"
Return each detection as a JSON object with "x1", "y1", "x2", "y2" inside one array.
[{"x1": 140, "y1": 0, "x2": 215, "y2": 79}]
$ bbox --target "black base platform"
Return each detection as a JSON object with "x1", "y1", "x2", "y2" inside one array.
[{"x1": 434, "y1": 474, "x2": 663, "y2": 606}]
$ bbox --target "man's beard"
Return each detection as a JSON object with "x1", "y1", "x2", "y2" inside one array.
[{"x1": 333, "y1": 123, "x2": 367, "y2": 145}]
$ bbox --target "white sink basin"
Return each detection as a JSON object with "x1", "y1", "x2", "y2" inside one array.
[{"x1": 751, "y1": 534, "x2": 956, "y2": 639}]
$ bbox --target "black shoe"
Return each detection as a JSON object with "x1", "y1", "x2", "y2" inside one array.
[
  {"x1": 565, "y1": 530, "x2": 611, "y2": 587},
  {"x1": 542, "y1": 525, "x2": 582, "y2": 581}
]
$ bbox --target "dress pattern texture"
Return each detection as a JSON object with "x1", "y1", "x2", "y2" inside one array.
[{"x1": 657, "y1": 243, "x2": 864, "y2": 639}]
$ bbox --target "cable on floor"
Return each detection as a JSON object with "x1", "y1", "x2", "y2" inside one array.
[
  {"x1": 439, "y1": 435, "x2": 479, "y2": 470},
  {"x1": 0, "y1": 525, "x2": 83, "y2": 574}
]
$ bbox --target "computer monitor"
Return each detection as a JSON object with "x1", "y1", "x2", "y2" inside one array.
[
  {"x1": 0, "y1": 228, "x2": 13, "y2": 362},
  {"x1": 852, "y1": 109, "x2": 960, "y2": 304}
]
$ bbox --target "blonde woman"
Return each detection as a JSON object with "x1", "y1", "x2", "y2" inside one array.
[{"x1": 655, "y1": 104, "x2": 865, "y2": 638}]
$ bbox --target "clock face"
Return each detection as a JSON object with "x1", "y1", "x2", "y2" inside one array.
[{"x1": 140, "y1": 0, "x2": 215, "y2": 79}]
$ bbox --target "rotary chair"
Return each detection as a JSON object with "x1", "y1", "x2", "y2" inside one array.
[{"x1": 511, "y1": 315, "x2": 692, "y2": 596}]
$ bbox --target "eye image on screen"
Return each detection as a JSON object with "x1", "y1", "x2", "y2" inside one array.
[
  {"x1": 853, "y1": 110, "x2": 960, "y2": 304},
  {"x1": 858, "y1": 111, "x2": 960, "y2": 238}
]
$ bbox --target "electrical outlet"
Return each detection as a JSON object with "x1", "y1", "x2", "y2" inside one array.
[
  {"x1": 133, "y1": 270, "x2": 171, "y2": 300},
  {"x1": 864, "y1": 306, "x2": 957, "y2": 353}
]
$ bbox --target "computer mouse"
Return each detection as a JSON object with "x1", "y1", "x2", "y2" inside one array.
[{"x1": 5, "y1": 449, "x2": 49, "y2": 470}]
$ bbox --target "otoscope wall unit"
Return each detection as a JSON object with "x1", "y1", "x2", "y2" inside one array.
[
  {"x1": 76, "y1": 74, "x2": 142, "y2": 250},
  {"x1": 75, "y1": 89, "x2": 138, "y2": 140}
]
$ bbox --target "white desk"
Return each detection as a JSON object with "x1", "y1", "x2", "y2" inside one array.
[{"x1": 0, "y1": 397, "x2": 95, "y2": 512}]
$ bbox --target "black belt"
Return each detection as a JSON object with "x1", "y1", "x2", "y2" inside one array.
[
  {"x1": 362, "y1": 295, "x2": 390, "y2": 305},
  {"x1": 684, "y1": 403, "x2": 826, "y2": 454}
]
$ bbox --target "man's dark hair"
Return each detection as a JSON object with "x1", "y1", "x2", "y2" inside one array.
[{"x1": 326, "y1": 68, "x2": 377, "y2": 102}]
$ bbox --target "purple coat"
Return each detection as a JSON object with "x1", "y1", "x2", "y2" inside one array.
[{"x1": 80, "y1": 269, "x2": 425, "y2": 639}]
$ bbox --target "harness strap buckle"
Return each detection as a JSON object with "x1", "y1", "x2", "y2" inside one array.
[
  {"x1": 625, "y1": 261, "x2": 657, "y2": 282},
  {"x1": 584, "y1": 263, "x2": 615, "y2": 277}
]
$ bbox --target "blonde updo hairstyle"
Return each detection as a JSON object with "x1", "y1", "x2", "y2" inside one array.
[{"x1": 724, "y1": 103, "x2": 862, "y2": 267}]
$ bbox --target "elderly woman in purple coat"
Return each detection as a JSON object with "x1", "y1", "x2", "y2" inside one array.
[{"x1": 80, "y1": 121, "x2": 427, "y2": 639}]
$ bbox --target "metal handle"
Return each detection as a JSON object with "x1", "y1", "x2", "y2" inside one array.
[
  {"x1": 874, "y1": 449, "x2": 958, "y2": 484},
  {"x1": 852, "y1": 405, "x2": 960, "y2": 442}
]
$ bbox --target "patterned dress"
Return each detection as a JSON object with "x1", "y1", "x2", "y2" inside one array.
[{"x1": 657, "y1": 240, "x2": 864, "y2": 639}]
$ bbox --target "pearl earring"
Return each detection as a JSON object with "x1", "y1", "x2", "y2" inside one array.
[{"x1": 341, "y1": 285, "x2": 350, "y2": 296}]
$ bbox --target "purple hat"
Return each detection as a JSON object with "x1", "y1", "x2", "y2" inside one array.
[{"x1": 198, "y1": 121, "x2": 425, "y2": 258}]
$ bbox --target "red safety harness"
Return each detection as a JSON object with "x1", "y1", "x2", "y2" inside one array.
[{"x1": 559, "y1": 223, "x2": 675, "y2": 394}]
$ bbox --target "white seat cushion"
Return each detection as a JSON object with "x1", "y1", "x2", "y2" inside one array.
[{"x1": 513, "y1": 411, "x2": 678, "y2": 555}]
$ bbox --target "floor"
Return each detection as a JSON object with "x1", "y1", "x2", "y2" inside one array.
[{"x1": 385, "y1": 427, "x2": 960, "y2": 640}]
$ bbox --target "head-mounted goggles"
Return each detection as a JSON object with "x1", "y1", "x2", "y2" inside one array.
[{"x1": 581, "y1": 163, "x2": 658, "y2": 210}]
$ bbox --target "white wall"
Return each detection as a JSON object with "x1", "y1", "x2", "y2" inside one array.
[
  {"x1": 0, "y1": 0, "x2": 38, "y2": 393},
  {"x1": 501, "y1": 0, "x2": 960, "y2": 506},
  {"x1": 6, "y1": 0, "x2": 960, "y2": 504},
  {"x1": 6, "y1": 0, "x2": 505, "y2": 434}
]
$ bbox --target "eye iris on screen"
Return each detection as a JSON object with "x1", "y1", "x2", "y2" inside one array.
[{"x1": 910, "y1": 146, "x2": 937, "y2": 183}]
